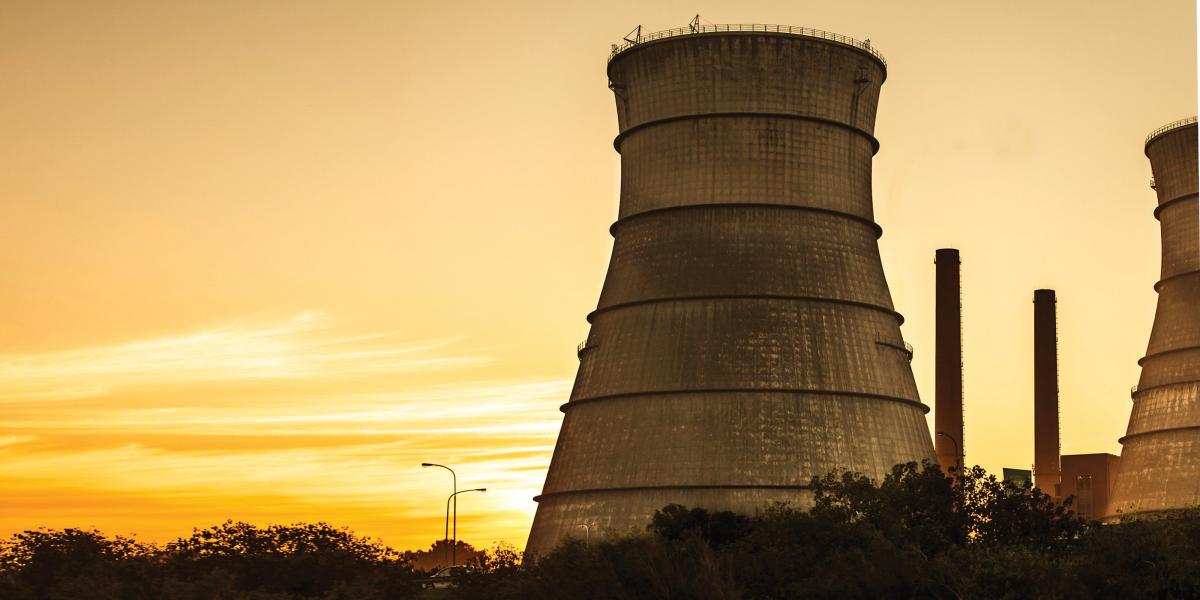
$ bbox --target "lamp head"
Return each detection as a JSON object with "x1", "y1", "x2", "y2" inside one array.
[{"x1": 421, "y1": 463, "x2": 433, "y2": 467}]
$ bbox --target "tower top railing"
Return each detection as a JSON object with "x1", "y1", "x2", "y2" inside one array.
[
  {"x1": 1144, "y1": 116, "x2": 1198, "y2": 147},
  {"x1": 608, "y1": 23, "x2": 886, "y2": 68}
]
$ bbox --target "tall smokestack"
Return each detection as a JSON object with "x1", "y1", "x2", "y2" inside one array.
[
  {"x1": 1033, "y1": 289, "x2": 1061, "y2": 497},
  {"x1": 935, "y1": 249, "x2": 964, "y2": 474}
]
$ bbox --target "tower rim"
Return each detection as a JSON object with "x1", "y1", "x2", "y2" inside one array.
[
  {"x1": 607, "y1": 24, "x2": 887, "y2": 77},
  {"x1": 1144, "y1": 116, "x2": 1197, "y2": 153}
]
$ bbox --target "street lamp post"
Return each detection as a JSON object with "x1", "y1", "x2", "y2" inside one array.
[
  {"x1": 446, "y1": 488, "x2": 486, "y2": 565},
  {"x1": 936, "y1": 431, "x2": 962, "y2": 476},
  {"x1": 421, "y1": 463, "x2": 455, "y2": 567}
]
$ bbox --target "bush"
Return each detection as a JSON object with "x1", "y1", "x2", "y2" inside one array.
[
  {"x1": 3, "y1": 465, "x2": 1197, "y2": 599},
  {"x1": 0, "y1": 522, "x2": 421, "y2": 599}
]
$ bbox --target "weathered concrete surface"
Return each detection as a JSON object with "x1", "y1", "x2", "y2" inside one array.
[
  {"x1": 1109, "y1": 120, "x2": 1200, "y2": 519},
  {"x1": 1060, "y1": 453, "x2": 1121, "y2": 522},
  {"x1": 526, "y1": 30, "x2": 935, "y2": 555}
]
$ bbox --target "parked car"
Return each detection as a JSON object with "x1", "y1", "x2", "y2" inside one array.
[{"x1": 422, "y1": 565, "x2": 477, "y2": 589}]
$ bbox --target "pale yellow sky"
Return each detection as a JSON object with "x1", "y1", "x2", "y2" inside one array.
[{"x1": 1, "y1": 0, "x2": 1196, "y2": 551}]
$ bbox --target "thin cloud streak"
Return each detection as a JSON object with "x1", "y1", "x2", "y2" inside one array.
[
  {"x1": 2, "y1": 381, "x2": 569, "y2": 433},
  {"x1": 0, "y1": 312, "x2": 567, "y2": 549},
  {"x1": 0, "y1": 311, "x2": 492, "y2": 402}
]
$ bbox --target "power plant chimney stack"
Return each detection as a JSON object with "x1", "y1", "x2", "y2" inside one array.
[
  {"x1": 526, "y1": 25, "x2": 936, "y2": 555},
  {"x1": 1033, "y1": 289, "x2": 1061, "y2": 497},
  {"x1": 1109, "y1": 117, "x2": 1200, "y2": 518},
  {"x1": 935, "y1": 249, "x2": 964, "y2": 474}
]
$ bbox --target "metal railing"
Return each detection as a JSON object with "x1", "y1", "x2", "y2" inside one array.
[
  {"x1": 609, "y1": 23, "x2": 886, "y2": 67},
  {"x1": 1144, "y1": 116, "x2": 1197, "y2": 146},
  {"x1": 577, "y1": 340, "x2": 588, "y2": 359},
  {"x1": 875, "y1": 337, "x2": 914, "y2": 361}
]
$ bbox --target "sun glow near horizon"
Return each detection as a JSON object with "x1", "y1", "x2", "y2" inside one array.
[
  {"x1": 1, "y1": 0, "x2": 1194, "y2": 557},
  {"x1": 0, "y1": 311, "x2": 567, "y2": 550}
]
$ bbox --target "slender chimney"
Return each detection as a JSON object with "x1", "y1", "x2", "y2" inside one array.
[
  {"x1": 935, "y1": 249, "x2": 964, "y2": 474},
  {"x1": 1033, "y1": 289, "x2": 1061, "y2": 497}
]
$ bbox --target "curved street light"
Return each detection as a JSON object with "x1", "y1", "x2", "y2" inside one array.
[
  {"x1": 447, "y1": 488, "x2": 486, "y2": 565},
  {"x1": 936, "y1": 431, "x2": 962, "y2": 476},
  {"x1": 421, "y1": 463, "x2": 456, "y2": 567}
]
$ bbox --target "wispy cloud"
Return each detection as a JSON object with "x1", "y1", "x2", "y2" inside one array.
[
  {"x1": 0, "y1": 311, "x2": 492, "y2": 402},
  {"x1": 0, "y1": 311, "x2": 567, "y2": 550}
]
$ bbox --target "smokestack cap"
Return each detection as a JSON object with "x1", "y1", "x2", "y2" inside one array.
[{"x1": 935, "y1": 248, "x2": 960, "y2": 263}]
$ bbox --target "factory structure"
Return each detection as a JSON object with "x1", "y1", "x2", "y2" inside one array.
[
  {"x1": 1009, "y1": 288, "x2": 1123, "y2": 521},
  {"x1": 526, "y1": 24, "x2": 937, "y2": 555},
  {"x1": 1109, "y1": 119, "x2": 1200, "y2": 519},
  {"x1": 527, "y1": 21, "x2": 1198, "y2": 552},
  {"x1": 985, "y1": 118, "x2": 1199, "y2": 520}
]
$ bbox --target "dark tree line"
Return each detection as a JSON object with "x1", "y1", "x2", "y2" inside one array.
[
  {"x1": 0, "y1": 521, "x2": 422, "y2": 599},
  {"x1": 3, "y1": 463, "x2": 1198, "y2": 599},
  {"x1": 453, "y1": 463, "x2": 1200, "y2": 600}
]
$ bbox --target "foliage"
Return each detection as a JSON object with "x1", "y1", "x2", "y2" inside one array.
[
  {"x1": 0, "y1": 522, "x2": 419, "y2": 599},
  {"x1": 460, "y1": 462, "x2": 1199, "y2": 599},
  {"x1": 407, "y1": 539, "x2": 485, "y2": 572},
  {"x1": 472, "y1": 541, "x2": 522, "y2": 575},
  {"x1": 3, "y1": 464, "x2": 1198, "y2": 599},
  {"x1": 809, "y1": 462, "x2": 1085, "y2": 552},
  {"x1": 648, "y1": 504, "x2": 750, "y2": 549},
  {"x1": 0, "y1": 528, "x2": 158, "y2": 600},
  {"x1": 450, "y1": 534, "x2": 738, "y2": 600},
  {"x1": 163, "y1": 521, "x2": 414, "y2": 598}
]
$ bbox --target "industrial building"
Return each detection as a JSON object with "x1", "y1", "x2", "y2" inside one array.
[
  {"x1": 526, "y1": 24, "x2": 936, "y2": 555},
  {"x1": 1021, "y1": 289, "x2": 1123, "y2": 520},
  {"x1": 1060, "y1": 453, "x2": 1121, "y2": 521},
  {"x1": 1108, "y1": 118, "x2": 1200, "y2": 519},
  {"x1": 933, "y1": 118, "x2": 1197, "y2": 521},
  {"x1": 1017, "y1": 137, "x2": 1199, "y2": 519},
  {"x1": 1003, "y1": 468, "x2": 1032, "y2": 487}
]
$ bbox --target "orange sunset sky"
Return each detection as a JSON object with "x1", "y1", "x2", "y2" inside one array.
[{"x1": 2, "y1": 0, "x2": 1196, "y2": 551}]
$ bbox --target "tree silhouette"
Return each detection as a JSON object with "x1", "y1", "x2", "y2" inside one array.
[
  {"x1": 0, "y1": 528, "x2": 157, "y2": 599},
  {"x1": 2, "y1": 466, "x2": 1197, "y2": 599},
  {"x1": 167, "y1": 520, "x2": 408, "y2": 597}
]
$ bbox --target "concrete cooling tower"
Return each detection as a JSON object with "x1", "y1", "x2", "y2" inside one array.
[
  {"x1": 526, "y1": 24, "x2": 936, "y2": 555},
  {"x1": 1109, "y1": 117, "x2": 1200, "y2": 518}
]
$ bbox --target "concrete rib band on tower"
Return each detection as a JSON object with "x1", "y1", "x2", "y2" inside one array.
[
  {"x1": 1108, "y1": 118, "x2": 1200, "y2": 519},
  {"x1": 525, "y1": 26, "x2": 935, "y2": 555}
]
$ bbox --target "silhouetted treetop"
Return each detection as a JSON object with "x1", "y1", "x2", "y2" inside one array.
[{"x1": 2, "y1": 465, "x2": 1197, "y2": 599}]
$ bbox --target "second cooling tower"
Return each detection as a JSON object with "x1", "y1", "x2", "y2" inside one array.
[
  {"x1": 527, "y1": 26, "x2": 936, "y2": 555},
  {"x1": 1109, "y1": 118, "x2": 1200, "y2": 518}
]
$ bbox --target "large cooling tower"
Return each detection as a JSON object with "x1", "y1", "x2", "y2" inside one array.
[
  {"x1": 526, "y1": 25, "x2": 935, "y2": 555},
  {"x1": 1109, "y1": 118, "x2": 1200, "y2": 518}
]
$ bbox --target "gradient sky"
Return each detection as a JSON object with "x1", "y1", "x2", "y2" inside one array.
[{"x1": 1, "y1": 0, "x2": 1196, "y2": 551}]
